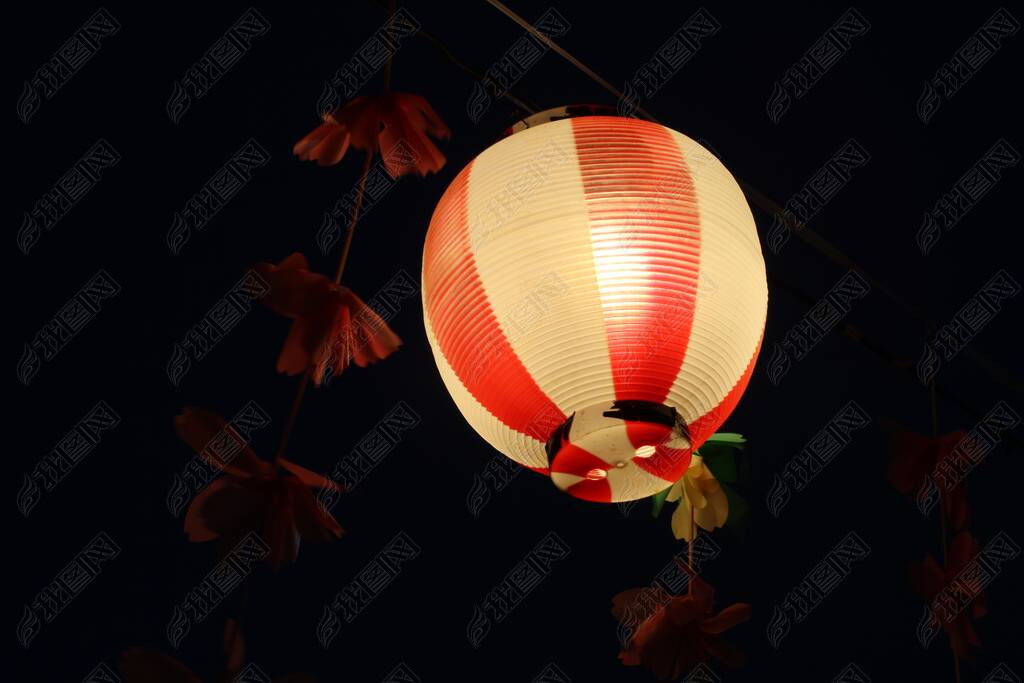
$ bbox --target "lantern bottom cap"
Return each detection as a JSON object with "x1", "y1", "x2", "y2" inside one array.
[{"x1": 546, "y1": 401, "x2": 692, "y2": 503}]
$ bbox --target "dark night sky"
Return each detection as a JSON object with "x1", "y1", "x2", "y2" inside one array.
[{"x1": 12, "y1": 2, "x2": 1023, "y2": 681}]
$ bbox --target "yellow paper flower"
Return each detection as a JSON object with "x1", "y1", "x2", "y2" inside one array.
[{"x1": 666, "y1": 454, "x2": 729, "y2": 541}]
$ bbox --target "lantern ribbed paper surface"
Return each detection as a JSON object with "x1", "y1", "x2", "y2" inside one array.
[{"x1": 423, "y1": 116, "x2": 767, "y2": 502}]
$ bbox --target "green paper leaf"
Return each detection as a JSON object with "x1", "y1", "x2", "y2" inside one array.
[
  {"x1": 704, "y1": 432, "x2": 746, "y2": 445},
  {"x1": 697, "y1": 442, "x2": 740, "y2": 461},
  {"x1": 699, "y1": 448, "x2": 738, "y2": 484},
  {"x1": 651, "y1": 487, "x2": 671, "y2": 517}
]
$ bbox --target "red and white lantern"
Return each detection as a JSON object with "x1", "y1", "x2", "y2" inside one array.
[{"x1": 422, "y1": 114, "x2": 767, "y2": 502}]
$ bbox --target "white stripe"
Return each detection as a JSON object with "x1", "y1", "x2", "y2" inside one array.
[
  {"x1": 665, "y1": 131, "x2": 768, "y2": 429},
  {"x1": 467, "y1": 119, "x2": 617, "y2": 416},
  {"x1": 550, "y1": 472, "x2": 584, "y2": 489},
  {"x1": 607, "y1": 463, "x2": 675, "y2": 502}
]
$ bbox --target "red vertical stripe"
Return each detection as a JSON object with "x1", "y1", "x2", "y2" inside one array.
[
  {"x1": 423, "y1": 162, "x2": 566, "y2": 442},
  {"x1": 625, "y1": 420, "x2": 691, "y2": 483},
  {"x1": 566, "y1": 477, "x2": 613, "y2": 503},
  {"x1": 552, "y1": 443, "x2": 613, "y2": 502},
  {"x1": 572, "y1": 117, "x2": 701, "y2": 404}
]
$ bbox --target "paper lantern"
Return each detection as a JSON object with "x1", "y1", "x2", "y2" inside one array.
[{"x1": 422, "y1": 114, "x2": 767, "y2": 502}]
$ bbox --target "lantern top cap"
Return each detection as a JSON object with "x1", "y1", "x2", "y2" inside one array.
[{"x1": 502, "y1": 104, "x2": 623, "y2": 138}]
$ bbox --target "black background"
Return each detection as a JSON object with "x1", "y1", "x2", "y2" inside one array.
[{"x1": 12, "y1": 2, "x2": 1023, "y2": 681}]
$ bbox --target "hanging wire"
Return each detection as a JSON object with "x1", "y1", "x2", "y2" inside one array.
[
  {"x1": 369, "y1": 0, "x2": 540, "y2": 115},
  {"x1": 478, "y1": 0, "x2": 1020, "y2": 398},
  {"x1": 771, "y1": 274, "x2": 1021, "y2": 449},
  {"x1": 359, "y1": 0, "x2": 1021, "y2": 417},
  {"x1": 483, "y1": 0, "x2": 656, "y2": 121}
]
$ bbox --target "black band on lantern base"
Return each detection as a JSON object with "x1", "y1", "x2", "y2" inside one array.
[
  {"x1": 545, "y1": 400, "x2": 690, "y2": 469},
  {"x1": 544, "y1": 412, "x2": 574, "y2": 465},
  {"x1": 602, "y1": 400, "x2": 679, "y2": 428}
]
